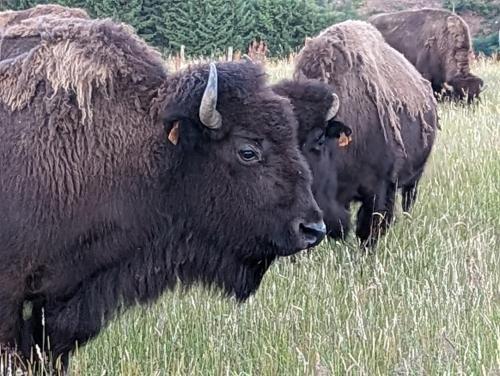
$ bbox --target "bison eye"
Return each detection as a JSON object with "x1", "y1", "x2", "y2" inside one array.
[{"x1": 238, "y1": 146, "x2": 260, "y2": 163}]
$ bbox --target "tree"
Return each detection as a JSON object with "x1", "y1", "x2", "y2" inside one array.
[
  {"x1": 253, "y1": 0, "x2": 337, "y2": 57},
  {"x1": 136, "y1": 0, "x2": 170, "y2": 49},
  {"x1": 0, "y1": 0, "x2": 357, "y2": 58}
]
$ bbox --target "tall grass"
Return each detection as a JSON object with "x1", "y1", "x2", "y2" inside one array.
[{"x1": 69, "y1": 59, "x2": 500, "y2": 375}]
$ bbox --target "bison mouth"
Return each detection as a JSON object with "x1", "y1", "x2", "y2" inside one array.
[{"x1": 270, "y1": 220, "x2": 326, "y2": 257}]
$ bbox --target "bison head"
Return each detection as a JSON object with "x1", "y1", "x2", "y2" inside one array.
[
  {"x1": 445, "y1": 74, "x2": 484, "y2": 104},
  {"x1": 271, "y1": 79, "x2": 351, "y2": 240},
  {"x1": 157, "y1": 62, "x2": 326, "y2": 299}
]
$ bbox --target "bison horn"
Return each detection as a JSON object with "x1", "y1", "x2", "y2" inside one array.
[
  {"x1": 326, "y1": 93, "x2": 340, "y2": 120},
  {"x1": 443, "y1": 82, "x2": 454, "y2": 92},
  {"x1": 199, "y1": 63, "x2": 222, "y2": 129},
  {"x1": 295, "y1": 69, "x2": 308, "y2": 81},
  {"x1": 481, "y1": 83, "x2": 488, "y2": 92},
  {"x1": 242, "y1": 54, "x2": 253, "y2": 63}
]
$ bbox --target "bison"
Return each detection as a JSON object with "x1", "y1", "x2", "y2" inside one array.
[
  {"x1": 292, "y1": 20, "x2": 438, "y2": 246},
  {"x1": 271, "y1": 79, "x2": 352, "y2": 239},
  {"x1": 369, "y1": 8, "x2": 484, "y2": 104},
  {"x1": 0, "y1": 15, "x2": 328, "y2": 372}
]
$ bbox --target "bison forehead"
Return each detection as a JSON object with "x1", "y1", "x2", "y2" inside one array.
[
  {"x1": 163, "y1": 61, "x2": 299, "y2": 143},
  {"x1": 225, "y1": 91, "x2": 298, "y2": 144}
]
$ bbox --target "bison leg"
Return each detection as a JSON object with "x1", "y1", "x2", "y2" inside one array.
[
  {"x1": 401, "y1": 171, "x2": 423, "y2": 213},
  {"x1": 356, "y1": 182, "x2": 396, "y2": 247},
  {"x1": 0, "y1": 286, "x2": 23, "y2": 349},
  {"x1": 39, "y1": 296, "x2": 101, "y2": 374},
  {"x1": 0, "y1": 291, "x2": 29, "y2": 374}
]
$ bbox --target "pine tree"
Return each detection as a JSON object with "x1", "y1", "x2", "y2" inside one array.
[
  {"x1": 0, "y1": 0, "x2": 47, "y2": 11},
  {"x1": 230, "y1": 0, "x2": 255, "y2": 54},
  {"x1": 163, "y1": 0, "x2": 198, "y2": 54},
  {"x1": 136, "y1": 0, "x2": 170, "y2": 49},
  {"x1": 85, "y1": 0, "x2": 143, "y2": 29}
]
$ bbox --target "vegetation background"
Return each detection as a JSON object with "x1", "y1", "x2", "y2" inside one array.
[{"x1": 0, "y1": 0, "x2": 498, "y2": 57}]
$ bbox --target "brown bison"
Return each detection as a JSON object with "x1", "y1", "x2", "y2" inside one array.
[
  {"x1": 0, "y1": 15, "x2": 328, "y2": 372},
  {"x1": 271, "y1": 79, "x2": 352, "y2": 238},
  {"x1": 293, "y1": 20, "x2": 438, "y2": 246},
  {"x1": 369, "y1": 8, "x2": 484, "y2": 104}
]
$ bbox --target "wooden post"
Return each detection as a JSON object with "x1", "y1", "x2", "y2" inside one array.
[
  {"x1": 227, "y1": 46, "x2": 233, "y2": 62},
  {"x1": 180, "y1": 45, "x2": 185, "y2": 66}
]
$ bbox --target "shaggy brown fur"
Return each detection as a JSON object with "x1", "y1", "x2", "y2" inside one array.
[
  {"x1": 0, "y1": 5, "x2": 89, "y2": 61},
  {"x1": 295, "y1": 20, "x2": 435, "y2": 154},
  {"x1": 369, "y1": 8, "x2": 484, "y2": 103},
  {"x1": 0, "y1": 15, "x2": 160, "y2": 126},
  {"x1": 0, "y1": 16, "x2": 325, "y2": 373},
  {"x1": 0, "y1": 4, "x2": 88, "y2": 28},
  {"x1": 295, "y1": 20, "x2": 438, "y2": 246}
]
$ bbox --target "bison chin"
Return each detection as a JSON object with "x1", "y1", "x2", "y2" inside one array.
[{"x1": 269, "y1": 218, "x2": 327, "y2": 257}]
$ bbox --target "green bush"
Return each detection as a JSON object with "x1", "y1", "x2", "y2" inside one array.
[
  {"x1": 443, "y1": 0, "x2": 499, "y2": 16},
  {"x1": 473, "y1": 31, "x2": 500, "y2": 55}
]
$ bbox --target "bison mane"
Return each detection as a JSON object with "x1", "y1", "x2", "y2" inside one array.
[
  {"x1": 294, "y1": 20, "x2": 436, "y2": 154},
  {"x1": 0, "y1": 15, "x2": 166, "y2": 123}
]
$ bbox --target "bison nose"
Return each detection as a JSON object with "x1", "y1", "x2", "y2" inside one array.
[{"x1": 299, "y1": 220, "x2": 327, "y2": 248}]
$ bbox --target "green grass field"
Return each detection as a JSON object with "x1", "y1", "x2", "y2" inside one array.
[{"x1": 70, "y1": 59, "x2": 499, "y2": 375}]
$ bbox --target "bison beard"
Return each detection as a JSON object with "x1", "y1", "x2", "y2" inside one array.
[
  {"x1": 0, "y1": 15, "x2": 325, "y2": 372},
  {"x1": 293, "y1": 21, "x2": 438, "y2": 247}
]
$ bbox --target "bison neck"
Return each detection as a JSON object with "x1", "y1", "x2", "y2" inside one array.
[{"x1": 40, "y1": 231, "x2": 275, "y2": 357}]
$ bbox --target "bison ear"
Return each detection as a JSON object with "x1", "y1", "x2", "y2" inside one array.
[
  {"x1": 326, "y1": 119, "x2": 352, "y2": 139},
  {"x1": 163, "y1": 116, "x2": 203, "y2": 149},
  {"x1": 326, "y1": 120, "x2": 352, "y2": 148},
  {"x1": 167, "y1": 121, "x2": 180, "y2": 145}
]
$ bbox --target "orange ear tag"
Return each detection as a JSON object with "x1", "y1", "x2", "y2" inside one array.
[
  {"x1": 168, "y1": 121, "x2": 180, "y2": 145},
  {"x1": 338, "y1": 132, "x2": 352, "y2": 147}
]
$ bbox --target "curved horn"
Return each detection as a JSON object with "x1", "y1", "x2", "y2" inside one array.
[
  {"x1": 241, "y1": 54, "x2": 253, "y2": 63},
  {"x1": 481, "y1": 83, "x2": 488, "y2": 92},
  {"x1": 326, "y1": 93, "x2": 340, "y2": 120},
  {"x1": 294, "y1": 69, "x2": 308, "y2": 81},
  {"x1": 199, "y1": 63, "x2": 222, "y2": 129},
  {"x1": 443, "y1": 82, "x2": 454, "y2": 92}
]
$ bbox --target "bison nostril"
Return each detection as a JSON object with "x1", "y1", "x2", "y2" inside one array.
[{"x1": 299, "y1": 220, "x2": 327, "y2": 247}]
